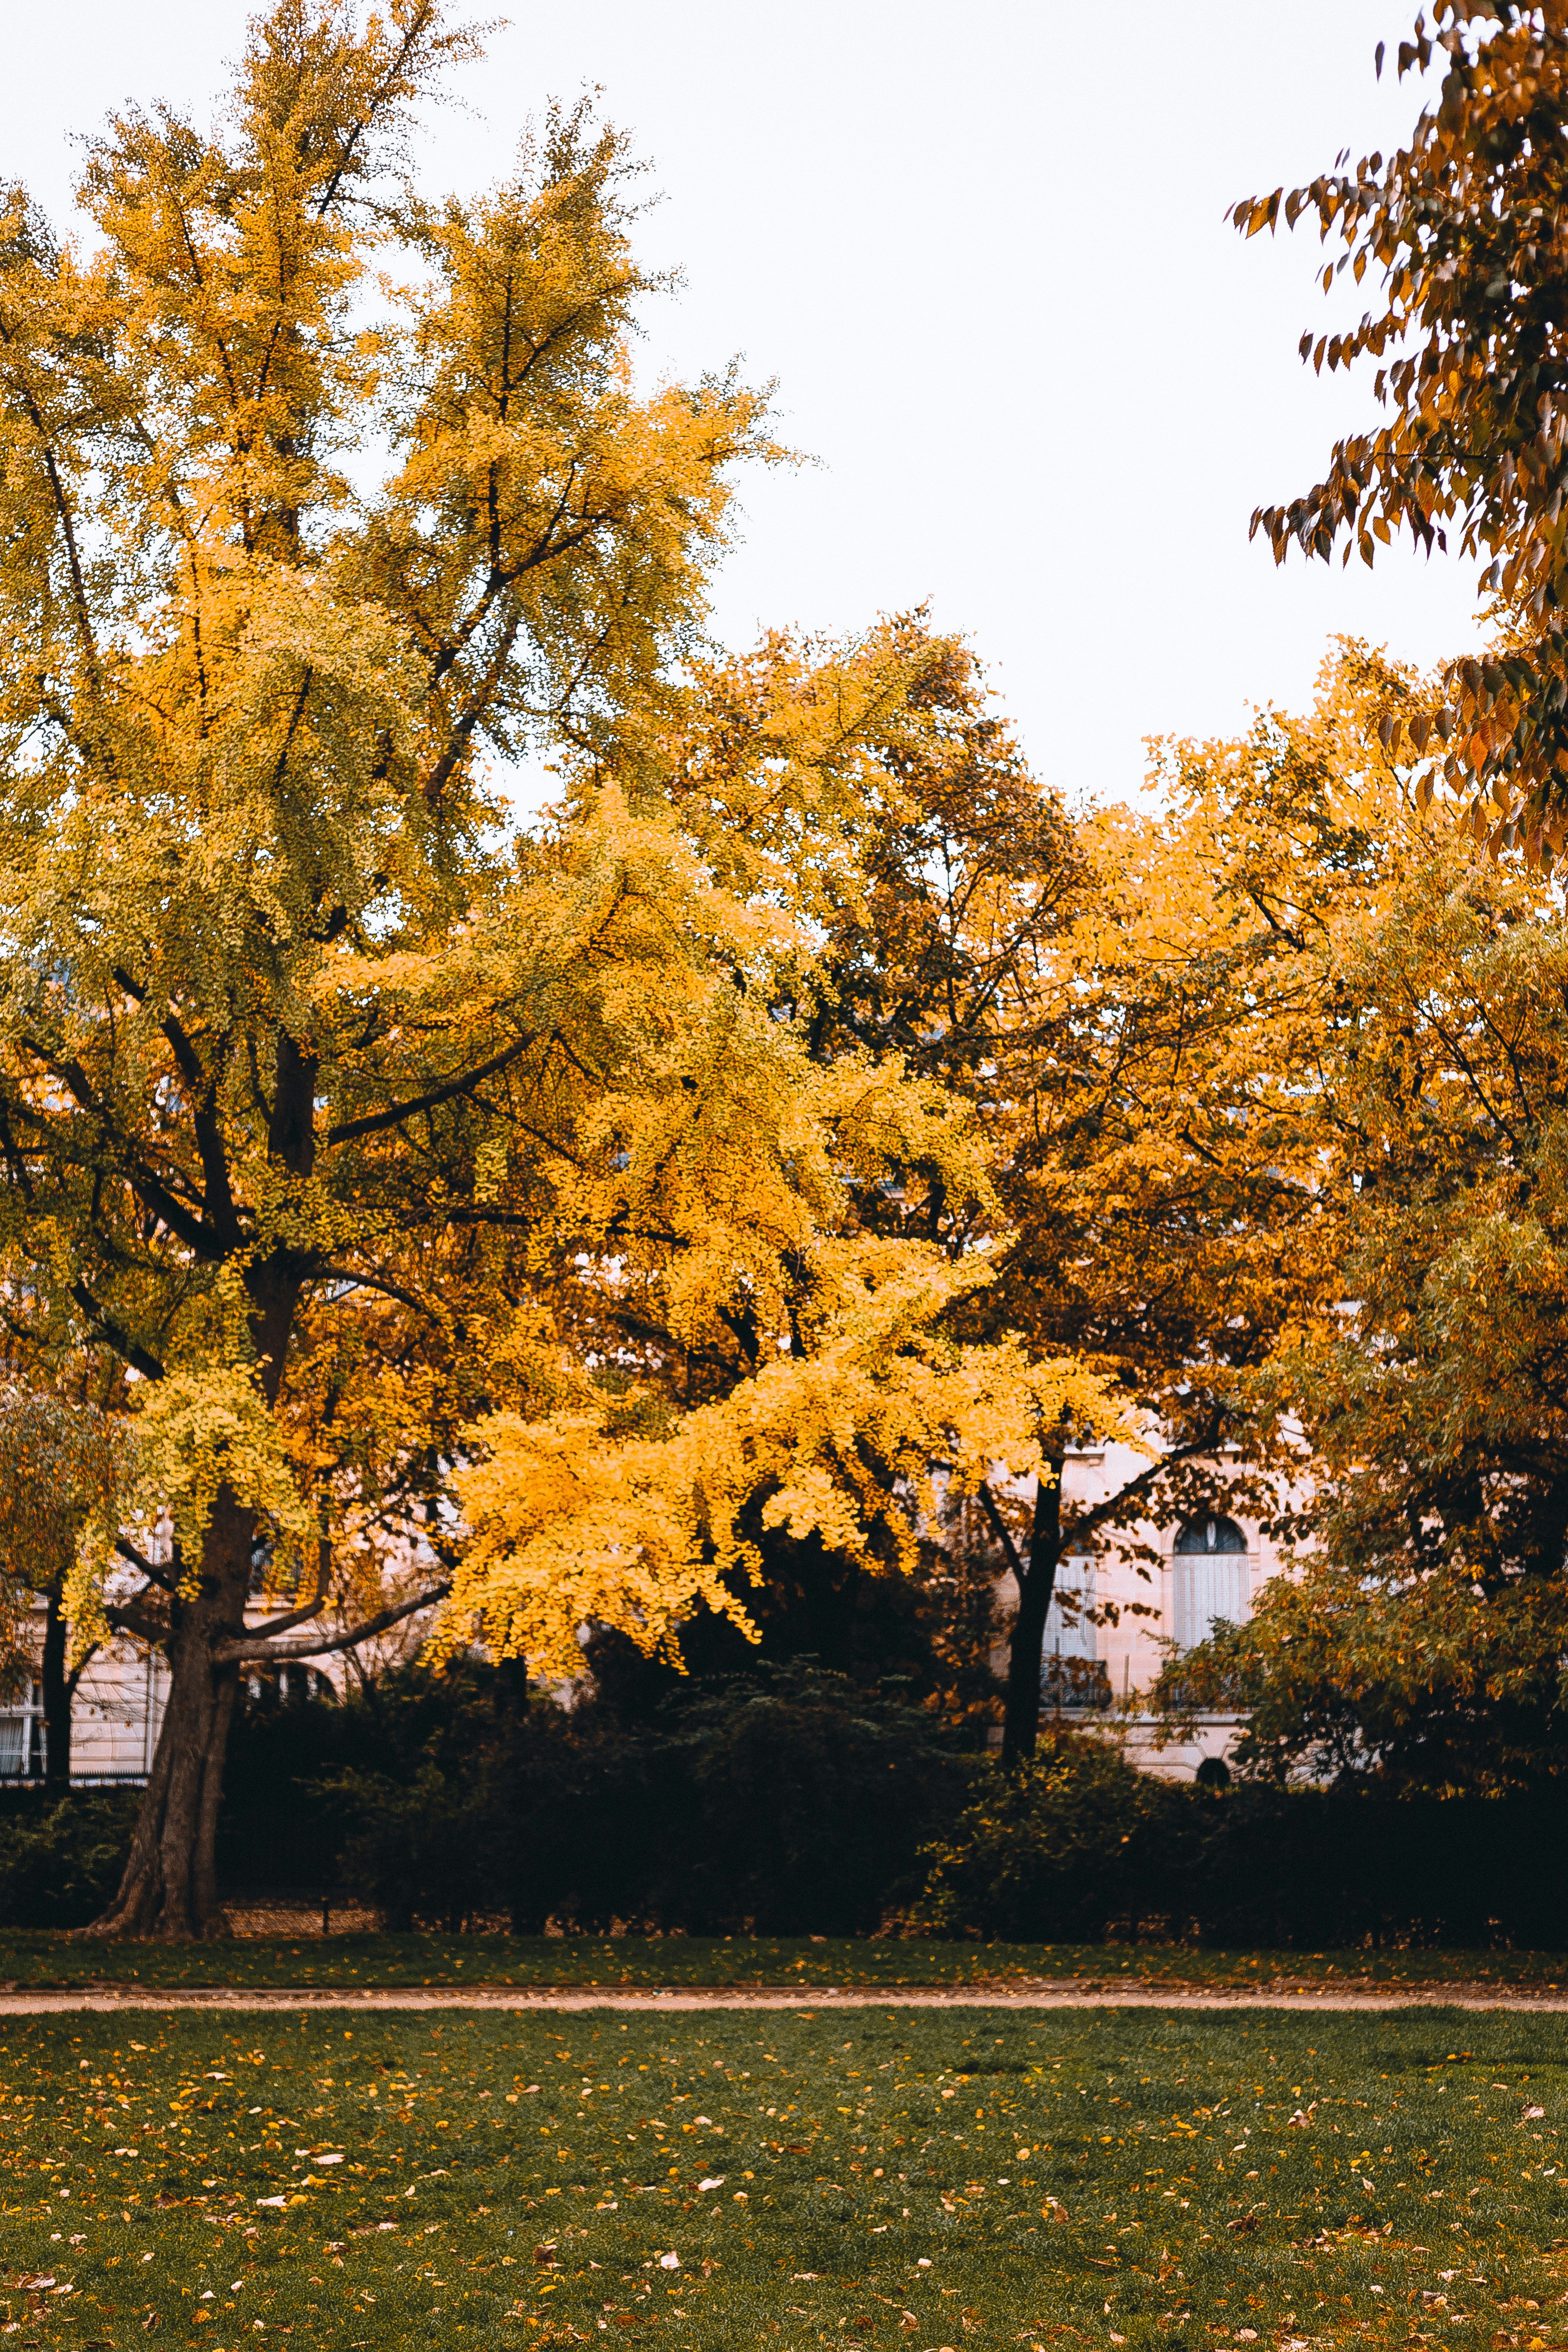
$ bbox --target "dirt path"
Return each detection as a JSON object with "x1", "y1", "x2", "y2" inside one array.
[{"x1": 0, "y1": 1980, "x2": 1563, "y2": 2014}]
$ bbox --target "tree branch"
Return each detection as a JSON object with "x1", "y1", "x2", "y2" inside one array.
[
  {"x1": 242, "y1": 1543, "x2": 331, "y2": 1642},
  {"x1": 325, "y1": 1034, "x2": 535, "y2": 1145},
  {"x1": 114, "y1": 1535, "x2": 175, "y2": 1594},
  {"x1": 104, "y1": 1594, "x2": 171, "y2": 1645},
  {"x1": 977, "y1": 1479, "x2": 1027, "y2": 1589},
  {"x1": 214, "y1": 1581, "x2": 450, "y2": 1664},
  {"x1": 316, "y1": 1265, "x2": 438, "y2": 1320},
  {"x1": 64, "y1": 1641, "x2": 99, "y2": 1703},
  {"x1": 70, "y1": 1283, "x2": 165, "y2": 1381}
]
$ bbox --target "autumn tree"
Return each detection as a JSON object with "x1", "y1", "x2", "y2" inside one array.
[
  {"x1": 447, "y1": 622, "x2": 1114, "y2": 1717},
  {"x1": 1161, "y1": 675, "x2": 1568, "y2": 1793},
  {"x1": 0, "y1": 0, "x2": 793, "y2": 1938},
  {"x1": 560, "y1": 617, "x2": 1088, "y2": 1725},
  {"x1": 637, "y1": 614, "x2": 1370, "y2": 1764},
  {"x1": 0, "y1": 3, "x2": 1113, "y2": 1936},
  {"x1": 1233, "y1": 0, "x2": 1568, "y2": 849},
  {"x1": 974, "y1": 647, "x2": 1405, "y2": 1761}
]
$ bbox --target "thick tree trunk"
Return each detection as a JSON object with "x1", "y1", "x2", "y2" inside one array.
[
  {"x1": 40, "y1": 1584, "x2": 73, "y2": 1794},
  {"x1": 85, "y1": 1487, "x2": 252, "y2": 1940},
  {"x1": 1001, "y1": 1469, "x2": 1064, "y2": 1767}
]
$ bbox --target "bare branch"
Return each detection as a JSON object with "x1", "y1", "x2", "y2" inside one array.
[
  {"x1": 315, "y1": 1265, "x2": 438, "y2": 1321},
  {"x1": 104, "y1": 1595, "x2": 170, "y2": 1645},
  {"x1": 977, "y1": 1479, "x2": 1027, "y2": 1589},
  {"x1": 242, "y1": 1543, "x2": 332, "y2": 1643},
  {"x1": 214, "y1": 1580, "x2": 450, "y2": 1664},
  {"x1": 70, "y1": 1282, "x2": 166, "y2": 1381},
  {"x1": 113, "y1": 1535, "x2": 175, "y2": 1594},
  {"x1": 325, "y1": 1033, "x2": 535, "y2": 1146}
]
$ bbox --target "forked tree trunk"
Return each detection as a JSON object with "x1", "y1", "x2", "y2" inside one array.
[
  {"x1": 85, "y1": 1487, "x2": 252, "y2": 1941},
  {"x1": 1000, "y1": 1467, "x2": 1065, "y2": 1768}
]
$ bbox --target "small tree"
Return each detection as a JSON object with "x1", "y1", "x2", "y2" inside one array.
[
  {"x1": 1161, "y1": 688, "x2": 1568, "y2": 1794},
  {"x1": 0, "y1": 1387, "x2": 124, "y2": 1786},
  {"x1": 962, "y1": 650, "x2": 1410, "y2": 1759}
]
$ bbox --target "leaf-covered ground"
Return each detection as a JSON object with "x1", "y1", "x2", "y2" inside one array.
[
  {"x1": 2, "y1": 2006, "x2": 1568, "y2": 2350},
  {"x1": 0, "y1": 1933, "x2": 1566, "y2": 1993}
]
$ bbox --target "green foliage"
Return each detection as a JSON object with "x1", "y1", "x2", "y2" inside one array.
[
  {"x1": 640, "y1": 1662, "x2": 971, "y2": 1934},
  {"x1": 251, "y1": 1657, "x2": 971, "y2": 1935},
  {"x1": 326, "y1": 1762, "x2": 497, "y2": 1935},
  {"x1": 0, "y1": 1791, "x2": 138, "y2": 1928},
  {"x1": 909, "y1": 1732, "x2": 1175, "y2": 1942},
  {"x1": 908, "y1": 1734, "x2": 1568, "y2": 1949}
]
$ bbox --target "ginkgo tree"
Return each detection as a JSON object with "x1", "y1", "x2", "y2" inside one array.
[{"x1": 0, "y1": 0, "x2": 1107, "y2": 1939}]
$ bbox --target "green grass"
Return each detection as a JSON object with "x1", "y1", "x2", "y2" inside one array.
[
  {"x1": 2, "y1": 1932, "x2": 1568, "y2": 1992},
  {"x1": 3, "y1": 2004, "x2": 1568, "y2": 2349}
]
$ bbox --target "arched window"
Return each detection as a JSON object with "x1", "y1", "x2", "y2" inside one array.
[{"x1": 1170, "y1": 1515, "x2": 1249, "y2": 1651}]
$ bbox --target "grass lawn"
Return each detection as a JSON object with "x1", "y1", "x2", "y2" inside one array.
[
  {"x1": 2, "y1": 2004, "x2": 1568, "y2": 2350},
  {"x1": 1, "y1": 1933, "x2": 1567, "y2": 1992}
]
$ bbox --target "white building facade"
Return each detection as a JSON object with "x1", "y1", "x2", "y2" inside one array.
[{"x1": 1021, "y1": 1439, "x2": 1294, "y2": 1781}]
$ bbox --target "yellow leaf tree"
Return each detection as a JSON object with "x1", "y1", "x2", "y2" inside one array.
[
  {"x1": 0, "y1": 0, "x2": 783, "y2": 1937},
  {"x1": 0, "y1": 1, "x2": 1111, "y2": 1935}
]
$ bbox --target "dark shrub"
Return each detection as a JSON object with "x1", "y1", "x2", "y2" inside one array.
[
  {"x1": 294, "y1": 1657, "x2": 968, "y2": 1934},
  {"x1": 0, "y1": 1790, "x2": 138, "y2": 1927},
  {"x1": 638, "y1": 1662, "x2": 972, "y2": 1934},
  {"x1": 907, "y1": 1730, "x2": 1179, "y2": 1941},
  {"x1": 323, "y1": 1761, "x2": 496, "y2": 1932}
]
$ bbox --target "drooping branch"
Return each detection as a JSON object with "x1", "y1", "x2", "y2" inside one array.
[{"x1": 64, "y1": 1641, "x2": 99, "y2": 1703}]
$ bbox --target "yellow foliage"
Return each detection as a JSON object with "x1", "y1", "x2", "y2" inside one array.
[
  {"x1": 0, "y1": 3, "x2": 1110, "y2": 1712},
  {"x1": 451, "y1": 1242, "x2": 1119, "y2": 1676}
]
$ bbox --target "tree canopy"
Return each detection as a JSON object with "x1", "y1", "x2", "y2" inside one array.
[
  {"x1": 1234, "y1": 1, "x2": 1568, "y2": 851},
  {"x1": 0, "y1": 0, "x2": 1115, "y2": 1932}
]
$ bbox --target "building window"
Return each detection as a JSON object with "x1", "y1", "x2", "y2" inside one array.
[
  {"x1": 1041, "y1": 1554, "x2": 1112, "y2": 1710},
  {"x1": 0, "y1": 1682, "x2": 43, "y2": 1779},
  {"x1": 1047, "y1": 1553, "x2": 1096, "y2": 1663},
  {"x1": 1170, "y1": 1515, "x2": 1248, "y2": 1651}
]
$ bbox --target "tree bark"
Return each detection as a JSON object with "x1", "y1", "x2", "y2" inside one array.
[
  {"x1": 40, "y1": 1583, "x2": 73, "y2": 1793},
  {"x1": 84, "y1": 1486, "x2": 253, "y2": 1940},
  {"x1": 1001, "y1": 1466, "x2": 1064, "y2": 1767}
]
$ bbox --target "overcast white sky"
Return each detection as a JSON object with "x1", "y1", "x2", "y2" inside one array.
[{"x1": 0, "y1": 0, "x2": 1480, "y2": 806}]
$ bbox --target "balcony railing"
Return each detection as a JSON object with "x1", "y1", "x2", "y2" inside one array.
[{"x1": 1040, "y1": 1656, "x2": 1113, "y2": 1712}]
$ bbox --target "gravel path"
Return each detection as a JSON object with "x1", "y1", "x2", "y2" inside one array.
[{"x1": 0, "y1": 1980, "x2": 1562, "y2": 2013}]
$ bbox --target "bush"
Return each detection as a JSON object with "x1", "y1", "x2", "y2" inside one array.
[
  {"x1": 0, "y1": 1791, "x2": 138, "y2": 1928},
  {"x1": 298, "y1": 1658, "x2": 971, "y2": 1935},
  {"x1": 325, "y1": 1762, "x2": 497, "y2": 1932},
  {"x1": 905, "y1": 1749, "x2": 1568, "y2": 1949},
  {"x1": 637, "y1": 1663, "x2": 972, "y2": 1934},
  {"x1": 907, "y1": 1731, "x2": 1180, "y2": 1941},
  {"x1": 221, "y1": 1649, "x2": 1568, "y2": 1948}
]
